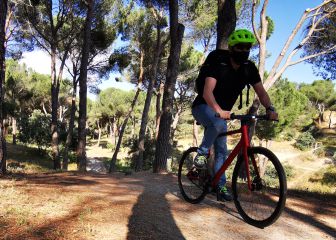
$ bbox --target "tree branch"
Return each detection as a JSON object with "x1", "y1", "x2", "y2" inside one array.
[{"x1": 252, "y1": 0, "x2": 261, "y2": 43}]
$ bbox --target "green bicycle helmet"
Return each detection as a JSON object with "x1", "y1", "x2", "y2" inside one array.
[{"x1": 228, "y1": 29, "x2": 256, "y2": 47}]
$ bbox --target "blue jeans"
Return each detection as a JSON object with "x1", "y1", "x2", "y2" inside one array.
[{"x1": 192, "y1": 104, "x2": 228, "y2": 188}]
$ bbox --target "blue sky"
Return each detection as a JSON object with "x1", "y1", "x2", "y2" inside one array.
[{"x1": 21, "y1": 0, "x2": 324, "y2": 96}]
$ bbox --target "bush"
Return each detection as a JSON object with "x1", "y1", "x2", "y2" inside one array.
[
  {"x1": 313, "y1": 147, "x2": 325, "y2": 157},
  {"x1": 124, "y1": 134, "x2": 156, "y2": 170},
  {"x1": 282, "y1": 131, "x2": 296, "y2": 141},
  {"x1": 294, "y1": 132, "x2": 315, "y2": 150},
  {"x1": 18, "y1": 110, "x2": 51, "y2": 152}
]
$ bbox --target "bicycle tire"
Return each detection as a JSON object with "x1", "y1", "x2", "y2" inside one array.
[
  {"x1": 178, "y1": 147, "x2": 208, "y2": 204},
  {"x1": 232, "y1": 147, "x2": 287, "y2": 228}
]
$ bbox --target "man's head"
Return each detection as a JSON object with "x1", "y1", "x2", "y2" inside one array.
[{"x1": 228, "y1": 29, "x2": 256, "y2": 65}]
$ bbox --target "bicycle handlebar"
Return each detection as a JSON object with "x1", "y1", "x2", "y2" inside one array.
[{"x1": 215, "y1": 113, "x2": 278, "y2": 122}]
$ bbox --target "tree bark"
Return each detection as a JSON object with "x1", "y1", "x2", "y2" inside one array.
[
  {"x1": 155, "y1": 81, "x2": 164, "y2": 139},
  {"x1": 77, "y1": 0, "x2": 93, "y2": 172},
  {"x1": 0, "y1": 0, "x2": 7, "y2": 174},
  {"x1": 62, "y1": 75, "x2": 77, "y2": 170},
  {"x1": 96, "y1": 120, "x2": 102, "y2": 147},
  {"x1": 50, "y1": 46, "x2": 61, "y2": 169},
  {"x1": 153, "y1": 0, "x2": 185, "y2": 173},
  {"x1": 12, "y1": 117, "x2": 16, "y2": 145},
  {"x1": 135, "y1": 25, "x2": 163, "y2": 172},
  {"x1": 216, "y1": 0, "x2": 236, "y2": 50},
  {"x1": 252, "y1": 0, "x2": 269, "y2": 79}
]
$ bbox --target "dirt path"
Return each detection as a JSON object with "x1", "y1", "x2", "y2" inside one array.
[{"x1": 0, "y1": 172, "x2": 335, "y2": 240}]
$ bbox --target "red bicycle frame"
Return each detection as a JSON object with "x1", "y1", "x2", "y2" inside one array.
[{"x1": 211, "y1": 123, "x2": 260, "y2": 191}]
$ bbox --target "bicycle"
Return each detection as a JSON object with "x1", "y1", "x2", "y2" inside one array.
[{"x1": 178, "y1": 114, "x2": 287, "y2": 228}]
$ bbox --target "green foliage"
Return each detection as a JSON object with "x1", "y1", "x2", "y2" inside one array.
[
  {"x1": 299, "y1": 80, "x2": 336, "y2": 108},
  {"x1": 283, "y1": 164, "x2": 295, "y2": 180},
  {"x1": 179, "y1": 45, "x2": 203, "y2": 72},
  {"x1": 282, "y1": 130, "x2": 296, "y2": 141},
  {"x1": 265, "y1": 16, "x2": 275, "y2": 40},
  {"x1": 256, "y1": 79, "x2": 310, "y2": 140},
  {"x1": 125, "y1": 134, "x2": 156, "y2": 170},
  {"x1": 294, "y1": 132, "x2": 315, "y2": 150},
  {"x1": 18, "y1": 110, "x2": 51, "y2": 152},
  {"x1": 182, "y1": 0, "x2": 217, "y2": 48}
]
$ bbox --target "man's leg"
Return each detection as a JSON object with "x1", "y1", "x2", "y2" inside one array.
[
  {"x1": 213, "y1": 123, "x2": 232, "y2": 201},
  {"x1": 192, "y1": 104, "x2": 227, "y2": 166},
  {"x1": 213, "y1": 128, "x2": 227, "y2": 187}
]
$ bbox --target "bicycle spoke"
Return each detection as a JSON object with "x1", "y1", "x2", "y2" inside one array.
[
  {"x1": 232, "y1": 147, "x2": 286, "y2": 227},
  {"x1": 178, "y1": 147, "x2": 208, "y2": 203}
]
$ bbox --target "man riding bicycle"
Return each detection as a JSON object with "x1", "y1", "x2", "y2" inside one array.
[{"x1": 192, "y1": 29, "x2": 278, "y2": 202}]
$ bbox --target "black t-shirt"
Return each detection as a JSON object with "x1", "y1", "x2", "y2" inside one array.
[{"x1": 192, "y1": 49, "x2": 261, "y2": 111}]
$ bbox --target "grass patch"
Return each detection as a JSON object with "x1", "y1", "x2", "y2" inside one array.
[
  {"x1": 6, "y1": 143, "x2": 53, "y2": 172},
  {"x1": 291, "y1": 166, "x2": 336, "y2": 195},
  {"x1": 309, "y1": 165, "x2": 336, "y2": 187}
]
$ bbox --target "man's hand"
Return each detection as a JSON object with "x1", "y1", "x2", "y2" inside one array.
[
  {"x1": 267, "y1": 110, "x2": 278, "y2": 121},
  {"x1": 218, "y1": 110, "x2": 231, "y2": 119}
]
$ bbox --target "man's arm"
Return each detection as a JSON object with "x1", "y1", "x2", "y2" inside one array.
[
  {"x1": 203, "y1": 77, "x2": 230, "y2": 119},
  {"x1": 252, "y1": 82, "x2": 278, "y2": 119}
]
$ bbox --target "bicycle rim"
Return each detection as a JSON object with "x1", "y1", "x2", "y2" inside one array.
[
  {"x1": 232, "y1": 147, "x2": 287, "y2": 228},
  {"x1": 178, "y1": 147, "x2": 208, "y2": 204}
]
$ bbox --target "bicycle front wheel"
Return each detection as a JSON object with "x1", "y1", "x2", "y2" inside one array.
[
  {"x1": 178, "y1": 147, "x2": 208, "y2": 204},
  {"x1": 232, "y1": 147, "x2": 287, "y2": 228}
]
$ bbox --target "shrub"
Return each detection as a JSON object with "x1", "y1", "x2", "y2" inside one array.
[
  {"x1": 313, "y1": 147, "x2": 325, "y2": 157},
  {"x1": 282, "y1": 131, "x2": 296, "y2": 141},
  {"x1": 18, "y1": 110, "x2": 51, "y2": 152},
  {"x1": 124, "y1": 134, "x2": 156, "y2": 170},
  {"x1": 294, "y1": 132, "x2": 315, "y2": 150}
]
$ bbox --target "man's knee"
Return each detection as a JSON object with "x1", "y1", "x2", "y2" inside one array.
[{"x1": 213, "y1": 120, "x2": 226, "y2": 134}]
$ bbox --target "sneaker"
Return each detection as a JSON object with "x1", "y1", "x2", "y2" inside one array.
[
  {"x1": 194, "y1": 154, "x2": 207, "y2": 169},
  {"x1": 217, "y1": 186, "x2": 233, "y2": 202}
]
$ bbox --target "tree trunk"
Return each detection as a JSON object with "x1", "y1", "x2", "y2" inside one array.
[
  {"x1": 77, "y1": 0, "x2": 93, "y2": 172},
  {"x1": 62, "y1": 76, "x2": 77, "y2": 170},
  {"x1": 153, "y1": 0, "x2": 185, "y2": 173},
  {"x1": 0, "y1": 0, "x2": 7, "y2": 174},
  {"x1": 109, "y1": 121, "x2": 113, "y2": 142},
  {"x1": 135, "y1": 25, "x2": 163, "y2": 172},
  {"x1": 155, "y1": 81, "x2": 164, "y2": 139},
  {"x1": 329, "y1": 111, "x2": 333, "y2": 129},
  {"x1": 51, "y1": 47, "x2": 61, "y2": 169},
  {"x1": 113, "y1": 120, "x2": 117, "y2": 145},
  {"x1": 216, "y1": 0, "x2": 236, "y2": 50},
  {"x1": 109, "y1": 87, "x2": 141, "y2": 172},
  {"x1": 96, "y1": 120, "x2": 102, "y2": 147},
  {"x1": 110, "y1": 50, "x2": 145, "y2": 172},
  {"x1": 12, "y1": 117, "x2": 16, "y2": 145}
]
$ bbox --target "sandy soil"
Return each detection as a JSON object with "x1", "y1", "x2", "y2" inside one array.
[{"x1": 0, "y1": 171, "x2": 335, "y2": 240}]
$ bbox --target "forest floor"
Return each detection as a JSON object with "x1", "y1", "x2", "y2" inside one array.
[
  {"x1": 0, "y1": 170, "x2": 335, "y2": 240},
  {"x1": 1, "y1": 123, "x2": 335, "y2": 240}
]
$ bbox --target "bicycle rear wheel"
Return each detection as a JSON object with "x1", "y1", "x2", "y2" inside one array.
[
  {"x1": 232, "y1": 147, "x2": 287, "y2": 228},
  {"x1": 178, "y1": 147, "x2": 209, "y2": 204}
]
